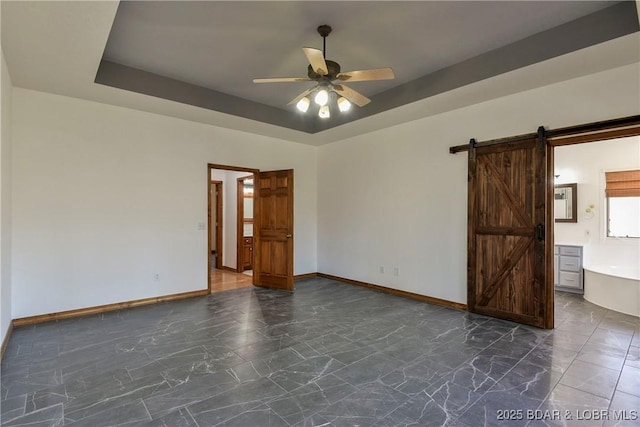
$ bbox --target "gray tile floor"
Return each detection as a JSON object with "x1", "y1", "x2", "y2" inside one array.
[{"x1": 1, "y1": 277, "x2": 639, "y2": 426}]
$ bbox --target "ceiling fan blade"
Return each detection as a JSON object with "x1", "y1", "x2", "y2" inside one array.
[
  {"x1": 333, "y1": 84, "x2": 371, "y2": 107},
  {"x1": 287, "y1": 86, "x2": 317, "y2": 105},
  {"x1": 253, "y1": 77, "x2": 311, "y2": 83},
  {"x1": 336, "y1": 68, "x2": 395, "y2": 82},
  {"x1": 302, "y1": 47, "x2": 328, "y2": 75}
]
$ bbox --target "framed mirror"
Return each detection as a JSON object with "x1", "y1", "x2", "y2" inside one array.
[{"x1": 554, "y1": 183, "x2": 577, "y2": 223}]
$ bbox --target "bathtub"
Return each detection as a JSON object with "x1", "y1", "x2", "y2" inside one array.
[{"x1": 584, "y1": 265, "x2": 640, "y2": 317}]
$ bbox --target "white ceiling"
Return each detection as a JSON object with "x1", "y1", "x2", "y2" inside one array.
[{"x1": 2, "y1": 1, "x2": 639, "y2": 145}]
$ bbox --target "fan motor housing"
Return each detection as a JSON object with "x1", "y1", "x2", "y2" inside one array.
[{"x1": 308, "y1": 60, "x2": 341, "y2": 81}]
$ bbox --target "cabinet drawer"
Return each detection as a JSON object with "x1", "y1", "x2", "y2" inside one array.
[
  {"x1": 559, "y1": 271, "x2": 582, "y2": 289},
  {"x1": 559, "y1": 246, "x2": 581, "y2": 256},
  {"x1": 559, "y1": 256, "x2": 581, "y2": 272}
]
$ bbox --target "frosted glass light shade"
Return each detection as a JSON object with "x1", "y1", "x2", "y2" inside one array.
[
  {"x1": 314, "y1": 89, "x2": 329, "y2": 106},
  {"x1": 296, "y1": 97, "x2": 310, "y2": 112},
  {"x1": 318, "y1": 105, "x2": 330, "y2": 118},
  {"x1": 337, "y1": 97, "x2": 351, "y2": 112}
]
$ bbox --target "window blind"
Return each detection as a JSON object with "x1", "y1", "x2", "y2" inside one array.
[{"x1": 605, "y1": 170, "x2": 640, "y2": 198}]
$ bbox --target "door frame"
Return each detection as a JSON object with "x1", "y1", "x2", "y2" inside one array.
[
  {"x1": 236, "y1": 175, "x2": 254, "y2": 273},
  {"x1": 208, "y1": 164, "x2": 259, "y2": 291}
]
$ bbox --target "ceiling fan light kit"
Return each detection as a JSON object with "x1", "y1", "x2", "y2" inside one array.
[
  {"x1": 295, "y1": 96, "x2": 310, "y2": 113},
  {"x1": 318, "y1": 105, "x2": 331, "y2": 119},
  {"x1": 314, "y1": 89, "x2": 329, "y2": 106},
  {"x1": 337, "y1": 97, "x2": 351, "y2": 112},
  {"x1": 253, "y1": 24, "x2": 394, "y2": 119}
]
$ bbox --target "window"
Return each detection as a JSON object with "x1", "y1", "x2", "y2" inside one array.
[{"x1": 605, "y1": 170, "x2": 640, "y2": 238}]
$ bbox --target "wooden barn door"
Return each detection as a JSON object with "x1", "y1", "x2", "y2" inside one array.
[
  {"x1": 468, "y1": 130, "x2": 552, "y2": 328},
  {"x1": 254, "y1": 169, "x2": 294, "y2": 291}
]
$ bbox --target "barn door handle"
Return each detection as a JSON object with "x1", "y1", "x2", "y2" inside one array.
[
  {"x1": 286, "y1": 234, "x2": 292, "y2": 238},
  {"x1": 536, "y1": 224, "x2": 544, "y2": 241}
]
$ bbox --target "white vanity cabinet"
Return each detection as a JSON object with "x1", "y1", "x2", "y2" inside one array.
[{"x1": 554, "y1": 244, "x2": 583, "y2": 294}]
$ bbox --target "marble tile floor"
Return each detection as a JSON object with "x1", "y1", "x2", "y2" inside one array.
[{"x1": 1, "y1": 277, "x2": 639, "y2": 427}]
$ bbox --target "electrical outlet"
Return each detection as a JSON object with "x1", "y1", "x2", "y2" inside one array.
[
  {"x1": 197, "y1": 222, "x2": 206, "y2": 230},
  {"x1": 379, "y1": 266, "x2": 385, "y2": 274},
  {"x1": 154, "y1": 273, "x2": 160, "y2": 282},
  {"x1": 585, "y1": 229, "x2": 590, "y2": 237},
  {"x1": 393, "y1": 267, "x2": 399, "y2": 276}
]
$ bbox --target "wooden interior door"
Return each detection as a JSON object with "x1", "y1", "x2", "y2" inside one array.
[
  {"x1": 468, "y1": 132, "x2": 552, "y2": 328},
  {"x1": 254, "y1": 169, "x2": 294, "y2": 291}
]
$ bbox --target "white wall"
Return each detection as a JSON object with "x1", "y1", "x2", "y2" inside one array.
[
  {"x1": 7, "y1": 60, "x2": 640, "y2": 319},
  {"x1": 555, "y1": 136, "x2": 640, "y2": 268},
  {"x1": 210, "y1": 169, "x2": 249, "y2": 269},
  {"x1": 318, "y1": 63, "x2": 640, "y2": 304},
  {"x1": 1, "y1": 48, "x2": 13, "y2": 344},
  {"x1": 12, "y1": 88, "x2": 317, "y2": 318}
]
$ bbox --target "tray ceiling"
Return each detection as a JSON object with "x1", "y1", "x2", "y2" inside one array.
[{"x1": 3, "y1": 1, "x2": 639, "y2": 143}]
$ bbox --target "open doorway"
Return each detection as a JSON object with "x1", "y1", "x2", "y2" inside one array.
[
  {"x1": 208, "y1": 165, "x2": 258, "y2": 293},
  {"x1": 552, "y1": 136, "x2": 640, "y2": 317}
]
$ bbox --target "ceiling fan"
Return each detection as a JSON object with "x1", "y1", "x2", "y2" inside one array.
[{"x1": 253, "y1": 25, "x2": 395, "y2": 117}]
